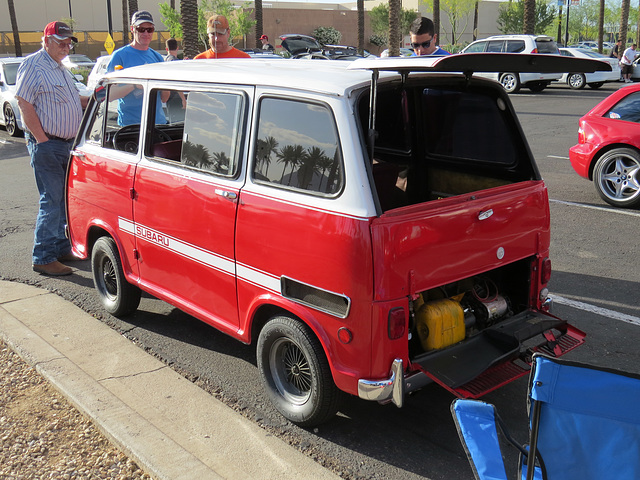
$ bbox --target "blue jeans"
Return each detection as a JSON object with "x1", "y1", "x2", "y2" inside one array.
[{"x1": 27, "y1": 134, "x2": 73, "y2": 265}]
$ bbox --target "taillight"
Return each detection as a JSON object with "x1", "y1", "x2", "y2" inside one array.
[
  {"x1": 541, "y1": 257, "x2": 552, "y2": 285},
  {"x1": 388, "y1": 308, "x2": 406, "y2": 340},
  {"x1": 532, "y1": 48, "x2": 538, "y2": 53},
  {"x1": 577, "y1": 122, "x2": 586, "y2": 144}
]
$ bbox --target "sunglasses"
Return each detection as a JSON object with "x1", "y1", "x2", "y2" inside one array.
[
  {"x1": 411, "y1": 40, "x2": 432, "y2": 49},
  {"x1": 50, "y1": 37, "x2": 75, "y2": 49},
  {"x1": 135, "y1": 26, "x2": 155, "y2": 33}
]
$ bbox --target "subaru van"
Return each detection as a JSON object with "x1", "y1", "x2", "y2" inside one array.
[{"x1": 66, "y1": 54, "x2": 607, "y2": 426}]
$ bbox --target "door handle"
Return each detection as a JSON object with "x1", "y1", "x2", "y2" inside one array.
[{"x1": 215, "y1": 189, "x2": 237, "y2": 200}]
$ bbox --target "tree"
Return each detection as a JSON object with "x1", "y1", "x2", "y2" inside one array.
[
  {"x1": 358, "y1": 0, "x2": 365, "y2": 54},
  {"x1": 121, "y1": 0, "x2": 129, "y2": 46},
  {"x1": 7, "y1": 0, "x2": 21, "y2": 56},
  {"x1": 255, "y1": 0, "x2": 263, "y2": 49},
  {"x1": 180, "y1": 0, "x2": 199, "y2": 59},
  {"x1": 159, "y1": 3, "x2": 182, "y2": 39},
  {"x1": 368, "y1": 4, "x2": 418, "y2": 47},
  {"x1": 497, "y1": 0, "x2": 555, "y2": 35},
  {"x1": 389, "y1": 0, "x2": 402, "y2": 56},
  {"x1": 423, "y1": 0, "x2": 476, "y2": 44},
  {"x1": 523, "y1": 0, "x2": 535, "y2": 34},
  {"x1": 314, "y1": 26, "x2": 341, "y2": 45},
  {"x1": 619, "y1": 0, "x2": 630, "y2": 47},
  {"x1": 128, "y1": 0, "x2": 139, "y2": 43}
]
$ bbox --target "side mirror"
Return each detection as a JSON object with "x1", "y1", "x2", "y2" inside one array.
[{"x1": 94, "y1": 85, "x2": 106, "y2": 103}]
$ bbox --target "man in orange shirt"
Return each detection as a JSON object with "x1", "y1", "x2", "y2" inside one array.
[{"x1": 194, "y1": 15, "x2": 250, "y2": 59}]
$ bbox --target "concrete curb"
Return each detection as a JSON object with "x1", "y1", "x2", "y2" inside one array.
[{"x1": 0, "y1": 280, "x2": 339, "y2": 480}]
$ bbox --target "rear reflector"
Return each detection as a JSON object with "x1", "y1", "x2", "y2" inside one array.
[{"x1": 388, "y1": 307, "x2": 406, "y2": 340}]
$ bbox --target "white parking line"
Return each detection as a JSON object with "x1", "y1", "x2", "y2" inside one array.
[
  {"x1": 551, "y1": 294, "x2": 640, "y2": 326},
  {"x1": 549, "y1": 199, "x2": 640, "y2": 217},
  {"x1": 548, "y1": 155, "x2": 569, "y2": 159}
]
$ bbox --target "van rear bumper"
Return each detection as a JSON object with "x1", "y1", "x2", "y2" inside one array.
[{"x1": 357, "y1": 359, "x2": 432, "y2": 407}]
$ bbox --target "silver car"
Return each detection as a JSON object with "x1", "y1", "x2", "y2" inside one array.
[{"x1": 0, "y1": 57, "x2": 25, "y2": 136}]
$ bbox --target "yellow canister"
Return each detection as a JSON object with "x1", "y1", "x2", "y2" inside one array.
[{"x1": 415, "y1": 297, "x2": 465, "y2": 351}]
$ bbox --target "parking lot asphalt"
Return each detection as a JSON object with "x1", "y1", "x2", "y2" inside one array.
[{"x1": 0, "y1": 280, "x2": 339, "y2": 480}]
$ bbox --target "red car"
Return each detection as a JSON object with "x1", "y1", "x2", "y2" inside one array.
[{"x1": 570, "y1": 83, "x2": 640, "y2": 208}]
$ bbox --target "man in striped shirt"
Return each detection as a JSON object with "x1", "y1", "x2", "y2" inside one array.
[{"x1": 16, "y1": 21, "x2": 88, "y2": 276}]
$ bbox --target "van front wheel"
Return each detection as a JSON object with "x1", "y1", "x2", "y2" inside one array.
[
  {"x1": 257, "y1": 316, "x2": 341, "y2": 427},
  {"x1": 91, "y1": 236, "x2": 141, "y2": 316}
]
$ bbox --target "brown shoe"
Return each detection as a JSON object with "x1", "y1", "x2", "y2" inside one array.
[
  {"x1": 33, "y1": 261, "x2": 73, "y2": 276},
  {"x1": 58, "y1": 253, "x2": 81, "y2": 262}
]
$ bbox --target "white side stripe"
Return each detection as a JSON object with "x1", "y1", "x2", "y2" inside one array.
[{"x1": 237, "y1": 263, "x2": 281, "y2": 294}]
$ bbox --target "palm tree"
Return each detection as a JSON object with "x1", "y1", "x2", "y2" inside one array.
[
  {"x1": 121, "y1": 0, "x2": 129, "y2": 46},
  {"x1": 257, "y1": 136, "x2": 278, "y2": 177},
  {"x1": 433, "y1": 0, "x2": 441, "y2": 44},
  {"x1": 597, "y1": 0, "x2": 605, "y2": 53},
  {"x1": 388, "y1": 0, "x2": 401, "y2": 57},
  {"x1": 255, "y1": 0, "x2": 263, "y2": 49},
  {"x1": 181, "y1": 0, "x2": 200, "y2": 59},
  {"x1": 619, "y1": 0, "x2": 630, "y2": 49},
  {"x1": 212, "y1": 151, "x2": 230, "y2": 173},
  {"x1": 277, "y1": 145, "x2": 305, "y2": 186},
  {"x1": 7, "y1": 0, "x2": 21, "y2": 56},
  {"x1": 357, "y1": 0, "x2": 364, "y2": 55},
  {"x1": 128, "y1": 0, "x2": 139, "y2": 43},
  {"x1": 523, "y1": 0, "x2": 535, "y2": 35},
  {"x1": 299, "y1": 147, "x2": 325, "y2": 189}
]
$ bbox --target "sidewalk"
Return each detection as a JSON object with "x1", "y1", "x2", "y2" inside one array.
[{"x1": 0, "y1": 280, "x2": 339, "y2": 480}]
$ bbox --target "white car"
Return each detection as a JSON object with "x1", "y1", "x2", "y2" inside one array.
[
  {"x1": 558, "y1": 48, "x2": 621, "y2": 89},
  {"x1": 62, "y1": 54, "x2": 96, "y2": 70},
  {"x1": 87, "y1": 55, "x2": 111, "y2": 91},
  {"x1": 0, "y1": 57, "x2": 25, "y2": 136},
  {"x1": 461, "y1": 35, "x2": 562, "y2": 93}
]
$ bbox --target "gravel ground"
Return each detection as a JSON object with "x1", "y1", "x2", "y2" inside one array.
[{"x1": 0, "y1": 339, "x2": 153, "y2": 480}]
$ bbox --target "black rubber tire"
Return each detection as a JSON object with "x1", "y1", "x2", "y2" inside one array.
[
  {"x1": 593, "y1": 147, "x2": 640, "y2": 208},
  {"x1": 257, "y1": 316, "x2": 341, "y2": 427},
  {"x1": 499, "y1": 72, "x2": 520, "y2": 93},
  {"x1": 3, "y1": 103, "x2": 20, "y2": 137},
  {"x1": 91, "y1": 236, "x2": 141, "y2": 316},
  {"x1": 588, "y1": 82, "x2": 604, "y2": 89},
  {"x1": 527, "y1": 82, "x2": 547, "y2": 93},
  {"x1": 567, "y1": 73, "x2": 587, "y2": 90}
]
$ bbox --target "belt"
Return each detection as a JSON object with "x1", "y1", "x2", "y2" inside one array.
[{"x1": 46, "y1": 133, "x2": 74, "y2": 142}]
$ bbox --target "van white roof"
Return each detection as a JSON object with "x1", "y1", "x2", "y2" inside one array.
[{"x1": 106, "y1": 58, "x2": 376, "y2": 96}]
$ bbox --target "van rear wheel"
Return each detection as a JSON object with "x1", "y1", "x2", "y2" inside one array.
[
  {"x1": 257, "y1": 316, "x2": 341, "y2": 427},
  {"x1": 91, "y1": 236, "x2": 141, "y2": 316}
]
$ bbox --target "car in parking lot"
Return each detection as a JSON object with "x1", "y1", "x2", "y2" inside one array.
[
  {"x1": 86, "y1": 55, "x2": 110, "y2": 90},
  {"x1": 558, "y1": 47, "x2": 621, "y2": 89},
  {"x1": 63, "y1": 54, "x2": 96, "y2": 70},
  {"x1": 67, "y1": 54, "x2": 606, "y2": 426},
  {"x1": 0, "y1": 57, "x2": 25, "y2": 136},
  {"x1": 279, "y1": 34, "x2": 366, "y2": 60},
  {"x1": 460, "y1": 35, "x2": 562, "y2": 93},
  {"x1": 570, "y1": 82, "x2": 640, "y2": 208}
]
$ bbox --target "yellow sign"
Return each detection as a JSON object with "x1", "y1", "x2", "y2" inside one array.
[{"x1": 104, "y1": 34, "x2": 115, "y2": 55}]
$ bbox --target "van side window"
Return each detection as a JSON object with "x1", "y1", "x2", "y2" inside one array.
[
  {"x1": 149, "y1": 89, "x2": 243, "y2": 177},
  {"x1": 85, "y1": 83, "x2": 143, "y2": 154},
  {"x1": 253, "y1": 97, "x2": 343, "y2": 195}
]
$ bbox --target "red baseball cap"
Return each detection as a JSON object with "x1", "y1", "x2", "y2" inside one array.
[
  {"x1": 260, "y1": 35, "x2": 269, "y2": 41},
  {"x1": 43, "y1": 21, "x2": 78, "y2": 43}
]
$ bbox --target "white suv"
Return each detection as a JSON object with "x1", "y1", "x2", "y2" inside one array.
[{"x1": 461, "y1": 35, "x2": 562, "y2": 93}]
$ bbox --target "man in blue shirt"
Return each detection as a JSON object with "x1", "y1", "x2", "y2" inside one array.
[
  {"x1": 410, "y1": 17, "x2": 450, "y2": 56},
  {"x1": 107, "y1": 10, "x2": 168, "y2": 125}
]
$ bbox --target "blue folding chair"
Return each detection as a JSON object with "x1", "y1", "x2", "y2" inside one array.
[{"x1": 451, "y1": 354, "x2": 640, "y2": 480}]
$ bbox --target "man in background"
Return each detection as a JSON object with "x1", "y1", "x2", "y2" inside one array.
[
  {"x1": 409, "y1": 17, "x2": 450, "y2": 56},
  {"x1": 260, "y1": 34, "x2": 274, "y2": 51},
  {"x1": 165, "y1": 37, "x2": 180, "y2": 61},
  {"x1": 620, "y1": 43, "x2": 638, "y2": 83},
  {"x1": 107, "y1": 10, "x2": 168, "y2": 125},
  {"x1": 16, "y1": 21, "x2": 87, "y2": 276},
  {"x1": 194, "y1": 15, "x2": 250, "y2": 59}
]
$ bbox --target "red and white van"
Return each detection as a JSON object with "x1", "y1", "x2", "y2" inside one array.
[{"x1": 66, "y1": 55, "x2": 606, "y2": 426}]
